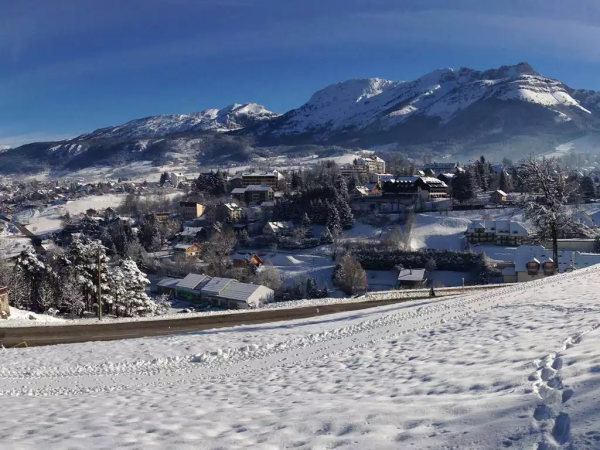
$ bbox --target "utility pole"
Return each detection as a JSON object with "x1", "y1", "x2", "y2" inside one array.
[{"x1": 98, "y1": 249, "x2": 102, "y2": 321}]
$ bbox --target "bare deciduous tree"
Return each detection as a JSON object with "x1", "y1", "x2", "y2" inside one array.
[
  {"x1": 333, "y1": 254, "x2": 367, "y2": 295},
  {"x1": 203, "y1": 229, "x2": 238, "y2": 277},
  {"x1": 518, "y1": 155, "x2": 581, "y2": 272}
]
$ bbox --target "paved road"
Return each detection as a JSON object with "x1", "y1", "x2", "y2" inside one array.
[{"x1": 0, "y1": 296, "x2": 441, "y2": 347}]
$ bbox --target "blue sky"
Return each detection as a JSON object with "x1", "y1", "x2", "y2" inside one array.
[{"x1": 2, "y1": 0, "x2": 600, "y2": 147}]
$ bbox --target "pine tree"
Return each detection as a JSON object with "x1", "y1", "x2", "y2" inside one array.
[
  {"x1": 68, "y1": 238, "x2": 111, "y2": 315},
  {"x1": 109, "y1": 259, "x2": 156, "y2": 317},
  {"x1": 306, "y1": 277, "x2": 319, "y2": 299},
  {"x1": 452, "y1": 170, "x2": 477, "y2": 203},
  {"x1": 581, "y1": 176, "x2": 596, "y2": 198},
  {"x1": 320, "y1": 227, "x2": 334, "y2": 245},
  {"x1": 326, "y1": 203, "x2": 341, "y2": 232},
  {"x1": 14, "y1": 248, "x2": 46, "y2": 311},
  {"x1": 319, "y1": 285, "x2": 329, "y2": 298},
  {"x1": 499, "y1": 170, "x2": 512, "y2": 193},
  {"x1": 291, "y1": 281, "x2": 304, "y2": 300},
  {"x1": 302, "y1": 213, "x2": 314, "y2": 238}
]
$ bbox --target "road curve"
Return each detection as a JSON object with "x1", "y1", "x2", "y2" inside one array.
[{"x1": 0, "y1": 296, "x2": 439, "y2": 347}]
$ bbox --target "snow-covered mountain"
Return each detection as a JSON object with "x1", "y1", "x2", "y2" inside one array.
[
  {"x1": 3, "y1": 62, "x2": 600, "y2": 175},
  {"x1": 77, "y1": 103, "x2": 279, "y2": 140},
  {"x1": 257, "y1": 62, "x2": 594, "y2": 144}
]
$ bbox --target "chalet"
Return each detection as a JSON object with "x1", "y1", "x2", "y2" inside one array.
[
  {"x1": 263, "y1": 221, "x2": 293, "y2": 236},
  {"x1": 232, "y1": 252, "x2": 263, "y2": 267},
  {"x1": 465, "y1": 220, "x2": 528, "y2": 246},
  {"x1": 154, "y1": 212, "x2": 170, "y2": 222},
  {"x1": 179, "y1": 226, "x2": 208, "y2": 243},
  {"x1": 174, "y1": 243, "x2": 201, "y2": 260},
  {"x1": 397, "y1": 269, "x2": 427, "y2": 288},
  {"x1": 490, "y1": 190, "x2": 507, "y2": 204},
  {"x1": 179, "y1": 202, "x2": 205, "y2": 220}
]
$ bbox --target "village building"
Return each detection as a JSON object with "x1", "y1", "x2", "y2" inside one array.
[
  {"x1": 206, "y1": 202, "x2": 243, "y2": 225},
  {"x1": 503, "y1": 245, "x2": 600, "y2": 283},
  {"x1": 397, "y1": 269, "x2": 427, "y2": 288},
  {"x1": 490, "y1": 190, "x2": 507, "y2": 204},
  {"x1": 263, "y1": 221, "x2": 293, "y2": 236},
  {"x1": 241, "y1": 170, "x2": 283, "y2": 189},
  {"x1": 231, "y1": 185, "x2": 274, "y2": 204},
  {"x1": 179, "y1": 202, "x2": 205, "y2": 220},
  {"x1": 174, "y1": 243, "x2": 201, "y2": 260},
  {"x1": 154, "y1": 212, "x2": 170, "y2": 222},
  {"x1": 465, "y1": 220, "x2": 528, "y2": 246},
  {"x1": 232, "y1": 252, "x2": 263, "y2": 268}
]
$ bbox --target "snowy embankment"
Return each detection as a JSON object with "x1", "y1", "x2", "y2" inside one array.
[
  {"x1": 2, "y1": 268, "x2": 600, "y2": 448},
  {"x1": 0, "y1": 284, "x2": 507, "y2": 328}
]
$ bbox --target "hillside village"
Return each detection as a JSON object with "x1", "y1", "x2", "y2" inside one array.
[{"x1": 3, "y1": 150, "x2": 600, "y2": 319}]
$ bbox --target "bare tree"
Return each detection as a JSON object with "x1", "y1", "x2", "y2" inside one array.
[
  {"x1": 518, "y1": 156, "x2": 580, "y2": 273},
  {"x1": 203, "y1": 229, "x2": 238, "y2": 277},
  {"x1": 381, "y1": 225, "x2": 404, "y2": 250},
  {"x1": 333, "y1": 254, "x2": 367, "y2": 295}
]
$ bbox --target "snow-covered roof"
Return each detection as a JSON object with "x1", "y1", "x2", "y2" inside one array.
[
  {"x1": 245, "y1": 185, "x2": 272, "y2": 192},
  {"x1": 157, "y1": 277, "x2": 181, "y2": 289},
  {"x1": 217, "y1": 282, "x2": 261, "y2": 302},
  {"x1": 494, "y1": 190, "x2": 507, "y2": 196},
  {"x1": 514, "y1": 246, "x2": 577, "y2": 273},
  {"x1": 466, "y1": 220, "x2": 528, "y2": 237},
  {"x1": 176, "y1": 273, "x2": 210, "y2": 290},
  {"x1": 180, "y1": 227, "x2": 205, "y2": 237},
  {"x1": 231, "y1": 188, "x2": 247, "y2": 194},
  {"x1": 174, "y1": 243, "x2": 199, "y2": 251},
  {"x1": 224, "y1": 202, "x2": 241, "y2": 211},
  {"x1": 202, "y1": 277, "x2": 235, "y2": 295},
  {"x1": 420, "y1": 177, "x2": 448, "y2": 187},
  {"x1": 397, "y1": 269, "x2": 426, "y2": 282},
  {"x1": 265, "y1": 221, "x2": 293, "y2": 232}
]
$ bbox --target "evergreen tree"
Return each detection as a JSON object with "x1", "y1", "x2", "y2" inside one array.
[
  {"x1": 68, "y1": 238, "x2": 110, "y2": 315},
  {"x1": 302, "y1": 213, "x2": 313, "y2": 238},
  {"x1": 581, "y1": 176, "x2": 596, "y2": 198},
  {"x1": 452, "y1": 170, "x2": 477, "y2": 203},
  {"x1": 326, "y1": 203, "x2": 341, "y2": 231},
  {"x1": 319, "y1": 285, "x2": 329, "y2": 298},
  {"x1": 320, "y1": 227, "x2": 334, "y2": 245},
  {"x1": 14, "y1": 248, "x2": 46, "y2": 311},
  {"x1": 109, "y1": 259, "x2": 156, "y2": 317},
  {"x1": 336, "y1": 194, "x2": 355, "y2": 229},
  {"x1": 291, "y1": 281, "x2": 304, "y2": 300},
  {"x1": 306, "y1": 277, "x2": 319, "y2": 299},
  {"x1": 499, "y1": 170, "x2": 512, "y2": 193},
  {"x1": 139, "y1": 215, "x2": 162, "y2": 251}
]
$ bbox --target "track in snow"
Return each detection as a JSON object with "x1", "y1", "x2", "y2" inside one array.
[{"x1": 0, "y1": 270, "x2": 592, "y2": 397}]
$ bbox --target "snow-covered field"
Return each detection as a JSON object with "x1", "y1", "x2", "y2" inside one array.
[
  {"x1": 15, "y1": 194, "x2": 128, "y2": 234},
  {"x1": 2, "y1": 268, "x2": 600, "y2": 448}
]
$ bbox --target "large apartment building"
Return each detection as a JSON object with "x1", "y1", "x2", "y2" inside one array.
[
  {"x1": 465, "y1": 220, "x2": 528, "y2": 246},
  {"x1": 179, "y1": 202, "x2": 205, "y2": 220},
  {"x1": 241, "y1": 170, "x2": 283, "y2": 189}
]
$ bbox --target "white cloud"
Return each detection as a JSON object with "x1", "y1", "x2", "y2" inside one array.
[{"x1": 0, "y1": 132, "x2": 74, "y2": 148}]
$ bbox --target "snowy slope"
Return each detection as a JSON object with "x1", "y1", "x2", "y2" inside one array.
[
  {"x1": 77, "y1": 103, "x2": 280, "y2": 140},
  {"x1": 3, "y1": 268, "x2": 600, "y2": 448},
  {"x1": 265, "y1": 62, "x2": 590, "y2": 140}
]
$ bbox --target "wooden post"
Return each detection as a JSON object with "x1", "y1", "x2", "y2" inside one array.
[{"x1": 98, "y1": 249, "x2": 102, "y2": 321}]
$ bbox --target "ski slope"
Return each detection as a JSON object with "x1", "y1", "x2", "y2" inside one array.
[{"x1": 2, "y1": 268, "x2": 600, "y2": 449}]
